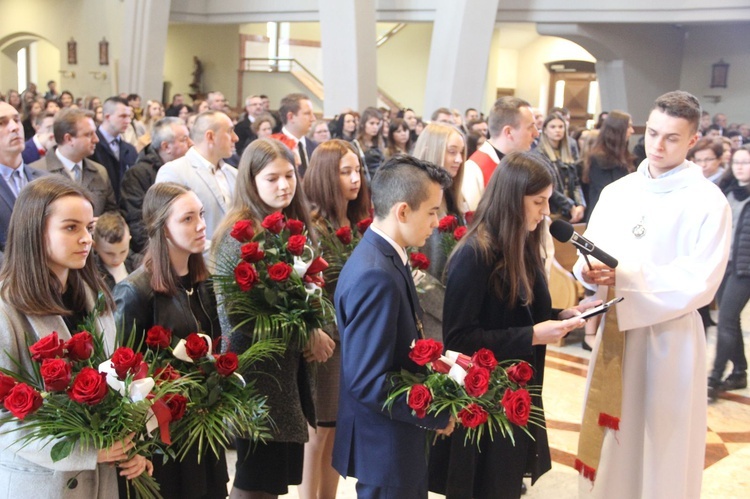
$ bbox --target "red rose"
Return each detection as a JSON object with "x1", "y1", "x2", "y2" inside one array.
[
  {"x1": 184, "y1": 333, "x2": 209, "y2": 360},
  {"x1": 0, "y1": 373, "x2": 17, "y2": 403},
  {"x1": 67, "y1": 367, "x2": 109, "y2": 406},
  {"x1": 464, "y1": 211, "x2": 475, "y2": 225},
  {"x1": 409, "y1": 252, "x2": 430, "y2": 271},
  {"x1": 407, "y1": 384, "x2": 432, "y2": 418},
  {"x1": 286, "y1": 218, "x2": 305, "y2": 235},
  {"x1": 230, "y1": 220, "x2": 255, "y2": 242},
  {"x1": 506, "y1": 361, "x2": 534, "y2": 386},
  {"x1": 110, "y1": 347, "x2": 144, "y2": 379},
  {"x1": 438, "y1": 215, "x2": 458, "y2": 233},
  {"x1": 164, "y1": 393, "x2": 188, "y2": 421},
  {"x1": 29, "y1": 332, "x2": 64, "y2": 362},
  {"x1": 240, "y1": 242, "x2": 265, "y2": 263},
  {"x1": 457, "y1": 403, "x2": 489, "y2": 429},
  {"x1": 471, "y1": 348, "x2": 498, "y2": 371},
  {"x1": 453, "y1": 226, "x2": 468, "y2": 241},
  {"x1": 408, "y1": 338, "x2": 443, "y2": 366},
  {"x1": 235, "y1": 261, "x2": 259, "y2": 291},
  {"x1": 155, "y1": 364, "x2": 181, "y2": 383},
  {"x1": 261, "y1": 212, "x2": 286, "y2": 234},
  {"x1": 3, "y1": 383, "x2": 43, "y2": 420},
  {"x1": 215, "y1": 352, "x2": 239, "y2": 377},
  {"x1": 356, "y1": 217, "x2": 372, "y2": 234},
  {"x1": 287, "y1": 234, "x2": 307, "y2": 256},
  {"x1": 335, "y1": 226, "x2": 352, "y2": 245},
  {"x1": 305, "y1": 256, "x2": 328, "y2": 275},
  {"x1": 501, "y1": 388, "x2": 531, "y2": 426},
  {"x1": 268, "y1": 262, "x2": 293, "y2": 282},
  {"x1": 40, "y1": 358, "x2": 72, "y2": 392},
  {"x1": 464, "y1": 366, "x2": 491, "y2": 397},
  {"x1": 64, "y1": 331, "x2": 94, "y2": 361},
  {"x1": 145, "y1": 325, "x2": 172, "y2": 349}
]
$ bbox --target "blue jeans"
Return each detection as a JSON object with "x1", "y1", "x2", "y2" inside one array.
[{"x1": 711, "y1": 268, "x2": 750, "y2": 380}]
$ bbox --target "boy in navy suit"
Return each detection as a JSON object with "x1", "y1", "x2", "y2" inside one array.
[{"x1": 333, "y1": 155, "x2": 454, "y2": 498}]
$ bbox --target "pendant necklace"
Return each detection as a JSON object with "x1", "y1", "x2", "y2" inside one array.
[{"x1": 632, "y1": 216, "x2": 646, "y2": 238}]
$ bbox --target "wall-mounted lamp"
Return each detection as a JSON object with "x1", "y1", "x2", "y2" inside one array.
[
  {"x1": 710, "y1": 59, "x2": 729, "y2": 88},
  {"x1": 89, "y1": 71, "x2": 107, "y2": 80},
  {"x1": 59, "y1": 70, "x2": 76, "y2": 79},
  {"x1": 703, "y1": 95, "x2": 722, "y2": 104}
]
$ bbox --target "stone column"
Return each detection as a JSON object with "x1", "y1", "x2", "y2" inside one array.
[
  {"x1": 423, "y1": 0, "x2": 500, "y2": 119},
  {"x1": 319, "y1": 0, "x2": 377, "y2": 117},
  {"x1": 119, "y1": 0, "x2": 171, "y2": 102}
]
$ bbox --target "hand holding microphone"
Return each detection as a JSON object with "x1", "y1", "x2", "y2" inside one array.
[{"x1": 549, "y1": 219, "x2": 618, "y2": 286}]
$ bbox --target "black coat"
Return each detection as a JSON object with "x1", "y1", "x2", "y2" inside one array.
[
  {"x1": 119, "y1": 144, "x2": 163, "y2": 253},
  {"x1": 429, "y1": 238, "x2": 552, "y2": 499},
  {"x1": 724, "y1": 181, "x2": 750, "y2": 277},
  {"x1": 89, "y1": 129, "x2": 138, "y2": 202},
  {"x1": 585, "y1": 154, "x2": 629, "y2": 222}
]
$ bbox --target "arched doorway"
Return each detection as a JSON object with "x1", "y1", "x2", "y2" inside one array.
[
  {"x1": 545, "y1": 60, "x2": 597, "y2": 129},
  {"x1": 1, "y1": 33, "x2": 60, "y2": 95}
]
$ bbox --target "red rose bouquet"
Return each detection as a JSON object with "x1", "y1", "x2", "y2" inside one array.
[
  {"x1": 0, "y1": 303, "x2": 187, "y2": 498},
  {"x1": 437, "y1": 214, "x2": 469, "y2": 257},
  {"x1": 162, "y1": 330, "x2": 284, "y2": 462},
  {"x1": 313, "y1": 220, "x2": 364, "y2": 291},
  {"x1": 385, "y1": 339, "x2": 543, "y2": 444},
  {"x1": 214, "y1": 216, "x2": 335, "y2": 346}
]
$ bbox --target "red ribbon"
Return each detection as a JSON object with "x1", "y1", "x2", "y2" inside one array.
[{"x1": 150, "y1": 399, "x2": 173, "y2": 445}]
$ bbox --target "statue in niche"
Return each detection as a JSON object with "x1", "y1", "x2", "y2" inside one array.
[{"x1": 190, "y1": 56, "x2": 204, "y2": 97}]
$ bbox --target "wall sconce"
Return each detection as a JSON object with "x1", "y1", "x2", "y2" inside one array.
[
  {"x1": 89, "y1": 71, "x2": 107, "y2": 80},
  {"x1": 710, "y1": 59, "x2": 729, "y2": 88},
  {"x1": 59, "y1": 70, "x2": 76, "y2": 79}
]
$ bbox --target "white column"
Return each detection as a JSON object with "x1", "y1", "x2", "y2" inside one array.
[
  {"x1": 319, "y1": 0, "x2": 377, "y2": 117},
  {"x1": 119, "y1": 0, "x2": 171, "y2": 101},
  {"x1": 423, "y1": 0, "x2": 500, "y2": 119}
]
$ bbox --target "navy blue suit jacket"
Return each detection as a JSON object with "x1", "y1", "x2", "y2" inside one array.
[
  {"x1": 89, "y1": 129, "x2": 137, "y2": 201},
  {"x1": 0, "y1": 165, "x2": 47, "y2": 251},
  {"x1": 21, "y1": 139, "x2": 42, "y2": 165},
  {"x1": 333, "y1": 228, "x2": 449, "y2": 488}
]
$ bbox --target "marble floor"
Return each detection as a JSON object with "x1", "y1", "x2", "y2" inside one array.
[{"x1": 226, "y1": 310, "x2": 750, "y2": 498}]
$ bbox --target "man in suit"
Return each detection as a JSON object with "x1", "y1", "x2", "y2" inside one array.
[
  {"x1": 21, "y1": 111, "x2": 56, "y2": 164},
  {"x1": 270, "y1": 93, "x2": 317, "y2": 178},
  {"x1": 0, "y1": 101, "x2": 47, "y2": 252},
  {"x1": 235, "y1": 94, "x2": 264, "y2": 156},
  {"x1": 30, "y1": 108, "x2": 117, "y2": 216},
  {"x1": 333, "y1": 155, "x2": 455, "y2": 499},
  {"x1": 120, "y1": 117, "x2": 191, "y2": 253},
  {"x1": 154, "y1": 110, "x2": 238, "y2": 244},
  {"x1": 90, "y1": 96, "x2": 138, "y2": 202}
]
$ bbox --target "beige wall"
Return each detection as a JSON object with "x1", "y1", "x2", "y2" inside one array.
[
  {"x1": 164, "y1": 24, "x2": 240, "y2": 107},
  {"x1": 0, "y1": 0, "x2": 122, "y2": 101},
  {"x1": 376, "y1": 23, "x2": 432, "y2": 115}
]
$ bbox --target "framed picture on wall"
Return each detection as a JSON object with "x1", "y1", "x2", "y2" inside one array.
[
  {"x1": 67, "y1": 38, "x2": 77, "y2": 65},
  {"x1": 99, "y1": 38, "x2": 109, "y2": 66}
]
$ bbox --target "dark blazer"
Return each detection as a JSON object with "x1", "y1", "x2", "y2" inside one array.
[
  {"x1": 0, "y1": 165, "x2": 47, "y2": 251},
  {"x1": 585, "y1": 154, "x2": 629, "y2": 222},
  {"x1": 89, "y1": 129, "x2": 138, "y2": 201},
  {"x1": 119, "y1": 144, "x2": 164, "y2": 253},
  {"x1": 429, "y1": 238, "x2": 552, "y2": 497},
  {"x1": 333, "y1": 228, "x2": 449, "y2": 489},
  {"x1": 234, "y1": 117, "x2": 257, "y2": 156},
  {"x1": 31, "y1": 147, "x2": 117, "y2": 216},
  {"x1": 21, "y1": 138, "x2": 43, "y2": 165}
]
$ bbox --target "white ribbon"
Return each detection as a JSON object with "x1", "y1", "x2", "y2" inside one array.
[
  {"x1": 448, "y1": 364, "x2": 468, "y2": 386},
  {"x1": 97, "y1": 359, "x2": 155, "y2": 400},
  {"x1": 292, "y1": 245, "x2": 315, "y2": 278}
]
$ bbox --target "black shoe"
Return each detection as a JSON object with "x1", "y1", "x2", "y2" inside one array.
[
  {"x1": 582, "y1": 339, "x2": 593, "y2": 352},
  {"x1": 722, "y1": 373, "x2": 747, "y2": 391},
  {"x1": 520, "y1": 482, "x2": 527, "y2": 495},
  {"x1": 708, "y1": 377, "x2": 722, "y2": 401}
]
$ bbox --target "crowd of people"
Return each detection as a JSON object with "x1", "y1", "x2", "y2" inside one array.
[{"x1": 0, "y1": 80, "x2": 747, "y2": 499}]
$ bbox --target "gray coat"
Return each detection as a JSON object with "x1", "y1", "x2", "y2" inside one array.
[{"x1": 0, "y1": 289, "x2": 118, "y2": 499}]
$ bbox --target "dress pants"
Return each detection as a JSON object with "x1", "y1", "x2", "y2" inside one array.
[{"x1": 712, "y1": 268, "x2": 750, "y2": 379}]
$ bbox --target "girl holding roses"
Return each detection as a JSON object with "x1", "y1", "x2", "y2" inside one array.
[
  {"x1": 113, "y1": 182, "x2": 228, "y2": 499},
  {"x1": 298, "y1": 139, "x2": 370, "y2": 499},
  {"x1": 0, "y1": 175, "x2": 151, "y2": 498},
  {"x1": 212, "y1": 138, "x2": 335, "y2": 499},
  {"x1": 428, "y1": 152, "x2": 594, "y2": 499}
]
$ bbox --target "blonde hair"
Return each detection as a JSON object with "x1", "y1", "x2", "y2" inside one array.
[{"x1": 412, "y1": 123, "x2": 465, "y2": 216}]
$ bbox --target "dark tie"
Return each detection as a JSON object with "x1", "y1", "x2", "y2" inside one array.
[{"x1": 297, "y1": 140, "x2": 308, "y2": 178}]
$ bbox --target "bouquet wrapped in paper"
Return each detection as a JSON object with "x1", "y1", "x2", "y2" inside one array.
[
  {"x1": 214, "y1": 215, "x2": 336, "y2": 347},
  {"x1": 385, "y1": 338, "x2": 543, "y2": 444}
]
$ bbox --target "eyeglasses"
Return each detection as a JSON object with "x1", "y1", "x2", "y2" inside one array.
[{"x1": 693, "y1": 157, "x2": 718, "y2": 164}]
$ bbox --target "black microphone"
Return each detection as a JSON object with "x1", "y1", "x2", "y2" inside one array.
[{"x1": 549, "y1": 219, "x2": 619, "y2": 268}]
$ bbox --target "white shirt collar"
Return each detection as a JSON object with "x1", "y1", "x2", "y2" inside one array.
[
  {"x1": 55, "y1": 148, "x2": 80, "y2": 174},
  {"x1": 370, "y1": 224, "x2": 407, "y2": 265},
  {"x1": 282, "y1": 126, "x2": 305, "y2": 148}
]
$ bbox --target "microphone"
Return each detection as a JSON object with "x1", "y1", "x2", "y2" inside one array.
[{"x1": 549, "y1": 219, "x2": 619, "y2": 268}]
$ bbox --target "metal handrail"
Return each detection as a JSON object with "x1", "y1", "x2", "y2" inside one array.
[{"x1": 240, "y1": 57, "x2": 323, "y2": 86}]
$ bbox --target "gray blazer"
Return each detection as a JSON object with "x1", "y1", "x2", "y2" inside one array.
[
  {"x1": 30, "y1": 148, "x2": 118, "y2": 216},
  {"x1": 154, "y1": 147, "x2": 238, "y2": 243},
  {"x1": 0, "y1": 288, "x2": 117, "y2": 498}
]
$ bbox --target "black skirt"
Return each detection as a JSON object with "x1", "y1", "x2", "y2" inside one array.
[{"x1": 232, "y1": 439, "x2": 304, "y2": 495}]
